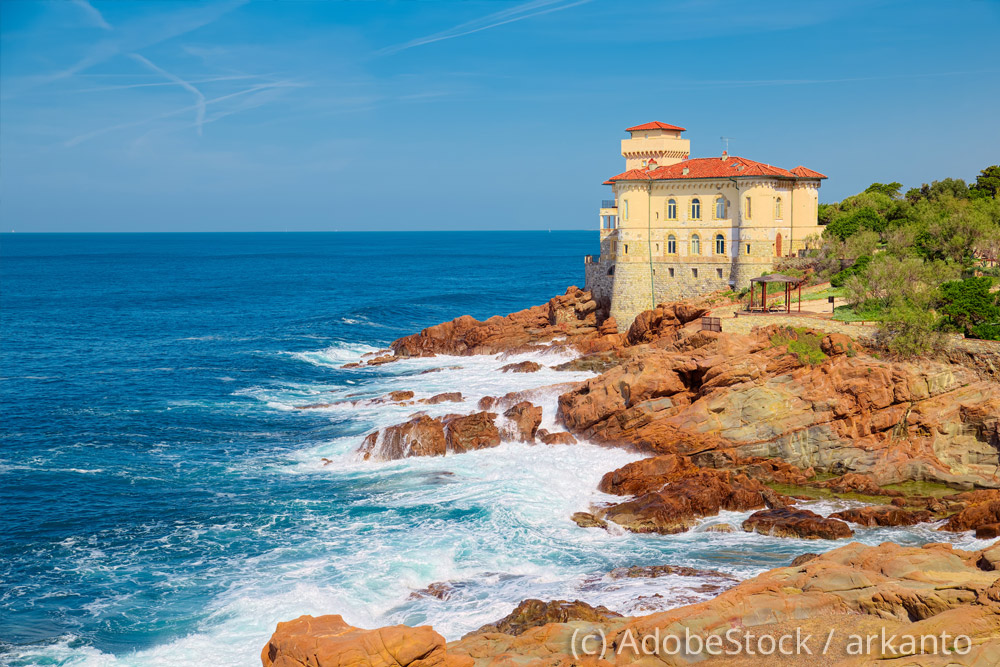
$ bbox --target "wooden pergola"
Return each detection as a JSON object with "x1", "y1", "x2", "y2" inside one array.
[{"x1": 747, "y1": 274, "x2": 804, "y2": 314}]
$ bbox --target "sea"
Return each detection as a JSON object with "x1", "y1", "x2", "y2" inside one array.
[{"x1": 1, "y1": 232, "x2": 989, "y2": 666}]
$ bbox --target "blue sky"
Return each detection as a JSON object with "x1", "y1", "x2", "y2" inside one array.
[{"x1": 1, "y1": 0, "x2": 998, "y2": 232}]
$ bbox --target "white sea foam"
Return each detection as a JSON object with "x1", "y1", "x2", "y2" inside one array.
[{"x1": 16, "y1": 339, "x2": 995, "y2": 666}]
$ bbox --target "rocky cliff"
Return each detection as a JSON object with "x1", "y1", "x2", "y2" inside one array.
[{"x1": 269, "y1": 288, "x2": 1000, "y2": 666}]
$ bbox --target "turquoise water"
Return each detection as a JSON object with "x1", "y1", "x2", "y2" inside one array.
[{"x1": 1, "y1": 232, "x2": 987, "y2": 666}]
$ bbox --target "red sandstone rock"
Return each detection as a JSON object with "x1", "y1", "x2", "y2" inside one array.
[
  {"x1": 466, "y1": 599, "x2": 621, "y2": 638},
  {"x1": 391, "y1": 287, "x2": 605, "y2": 358},
  {"x1": 943, "y1": 500, "x2": 1000, "y2": 533},
  {"x1": 498, "y1": 361, "x2": 542, "y2": 373},
  {"x1": 743, "y1": 508, "x2": 854, "y2": 540},
  {"x1": 444, "y1": 412, "x2": 500, "y2": 454},
  {"x1": 500, "y1": 402, "x2": 542, "y2": 443},
  {"x1": 594, "y1": 455, "x2": 769, "y2": 534},
  {"x1": 420, "y1": 392, "x2": 463, "y2": 405},
  {"x1": 830, "y1": 505, "x2": 932, "y2": 527},
  {"x1": 821, "y1": 332, "x2": 857, "y2": 356},
  {"x1": 261, "y1": 614, "x2": 471, "y2": 667},
  {"x1": 536, "y1": 429, "x2": 577, "y2": 445},
  {"x1": 977, "y1": 524, "x2": 1000, "y2": 540},
  {"x1": 359, "y1": 415, "x2": 447, "y2": 461}
]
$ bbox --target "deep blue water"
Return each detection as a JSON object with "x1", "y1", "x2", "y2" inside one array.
[{"x1": 1, "y1": 232, "x2": 983, "y2": 666}]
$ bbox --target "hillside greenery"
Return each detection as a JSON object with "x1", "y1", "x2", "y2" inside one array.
[{"x1": 803, "y1": 165, "x2": 1000, "y2": 356}]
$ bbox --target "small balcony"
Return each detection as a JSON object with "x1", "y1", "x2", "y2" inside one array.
[{"x1": 601, "y1": 199, "x2": 617, "y2": 209}]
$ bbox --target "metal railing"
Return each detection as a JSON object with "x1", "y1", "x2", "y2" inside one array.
[{"x1": 601, "y1": 200, "x2": 617, "y2": 209}]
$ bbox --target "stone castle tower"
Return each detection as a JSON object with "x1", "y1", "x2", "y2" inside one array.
[{"x1": 584, "y1": 122, "x2": 826, "y2": 329}]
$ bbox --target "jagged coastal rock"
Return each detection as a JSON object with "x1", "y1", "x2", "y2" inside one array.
[
  {"x1": 285, "y1": 288, "x2": 1000, "y2": 666},
  {"x1": 263, "y1": 542, "x2": 1000, "y2": 666}
]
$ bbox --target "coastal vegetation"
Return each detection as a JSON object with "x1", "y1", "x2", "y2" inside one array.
[{"x1": 802, "y1": 165, "x2": 1000, "y2": 355}]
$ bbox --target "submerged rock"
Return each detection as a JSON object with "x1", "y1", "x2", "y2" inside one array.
[
  {"x1": 607, "y1": 564, "x2": 733, "y2": 580},
  {"x1": 535, "y1": 429, "x2": 577, "y2": 445},
  {"x1": 420, "y1": 392, "x2": 463, "y2": 405},
  {"x1": 498, "y1": 361, "x2": 542, "y2": 373},
  {"x1": 570, "y1": 511, "x2": 607, "y2": 529}
]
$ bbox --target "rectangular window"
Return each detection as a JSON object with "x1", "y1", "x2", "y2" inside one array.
[
  {"x1": 716, "y1": 268, "x2": 723, "y2": 279},
  {"x1": 668, "y1": 267, "x2": 675, "y2": 277},
  {"x1": 745, "y1": 197, "x2": 752, "y2": 219},
  {"x1": 745, "y1": 243, "x2": 751, "y2": 255},
  {"x1": 692, "y1": 268, "x2": 699, "y2": 278}
]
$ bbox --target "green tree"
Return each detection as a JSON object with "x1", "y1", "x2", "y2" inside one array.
[
  {"x1": 865, "y1": 182, "x2": 903, "y2": 199},
  {"x1": 938, "y1": 277, "x2": 1000, "y2": 339},
  {"x1": 971, "y1": 165, "x2": 1000, "y2": 200}
]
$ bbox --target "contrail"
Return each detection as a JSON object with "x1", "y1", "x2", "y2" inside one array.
[
  {"x1": 64, "y1": 83, "x2": 293, "y2": 147},
  {"x1": 70, "y1": 0, "x2": 113, "y2": 30},
  {"x1": 128, "y1": 53, "x2": 206, "y2": 136},
  {"x1": 377, "y1": 0, "x2": 592, "y2": 56}
]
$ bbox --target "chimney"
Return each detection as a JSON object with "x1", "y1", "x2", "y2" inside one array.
[
  {"x1": 646, "y1": 158, "x2": 658, "y2": 171},
  {"x1": 682, "y1": 167, "x2": 689, "y2": 175},
  {"x1": 721, "y1": 151, "x2": 728, "y2": 161}
]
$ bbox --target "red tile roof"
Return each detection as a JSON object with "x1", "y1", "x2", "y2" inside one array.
[
  {"x1": 791, "y1": 166, "x2": 827, "y2": 179},
  {"x1": 606, "y1": 156, "x2": 826, "y2": 183},
  {"x1": 625, "y1": 121, "x2": 686, "y2": 132}
]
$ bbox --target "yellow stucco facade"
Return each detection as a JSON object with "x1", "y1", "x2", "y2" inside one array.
[{"x1": 585, "y1": 122, "x2": 826, "y2": 328}]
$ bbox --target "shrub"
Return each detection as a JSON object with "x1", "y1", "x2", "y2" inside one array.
[{"x1": 770, "y1": 327, "x2": 828, "y2": 365}]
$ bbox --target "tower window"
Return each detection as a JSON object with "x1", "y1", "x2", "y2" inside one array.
[
  {"x1": 715, "y1": 234, "x2": 725, "y2": 255},
  {"x1": 655, "y1": 243, "x2": 660, "y2": 253},
  {"x1": 624, "y1": 244, "x2": 628, "y2": 254},
  {"x1": 667, "y1": 198, "x2": 677, "y2": 220},
  {"x1": 775, "y1": 197, "x2": 783, "y2": 219},
  {"x1": 745, "y1": 197, "x2": 752, "y2": 219},
  {"x1": 667, "y1": 234, "x2": 676, "y2": 254},
  {"x1": 691, "y1": 234, "x2": 701, "y2": 255},
  {"x1": 622, "y1": 199, "x2": 629, "y2": 221},
  {"x1": 668, "y1": 267, "x2": 675, "y2": 277},
  {"x1": 745, "y1": 243, "x2": 751, "y2": 255},
  {"x1": 716, "y1": 268, "x2": 723, "y2": 279},
  {"x1": 691, "y1": 198, "x2": 701, "y2": 220},
  {"x1": 692, "y1": 268, "x2": 699, "y2": 278}
]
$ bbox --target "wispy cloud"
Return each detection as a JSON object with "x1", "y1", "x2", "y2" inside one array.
[
  {"x1": 70, "y1": 0, "x2": 113, "y2": 31},
  {"x1": 8, "y1": 0, "x2": 248, "y2": 95},
  {"x1": 376, "y1": 0, "x2": 592, "y2": 56},
  {"x1": 64, "y1": 81, "x2": 303, "y2": 147},
  {"x1": 128, "y1": 53, "x2": 206, "y2": 135}
]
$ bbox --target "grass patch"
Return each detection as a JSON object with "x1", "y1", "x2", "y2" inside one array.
[
  {"x1": 770, "y1": 326, "x2": 828, "y2": 365},
  {"x1": 800, "y1": 286, "x2": 846, "y2": 302},
  {"x1": 764, "y1": 482, "x2": 888, "y2": 505},
  {"x1": 881, "y1": 480, "x2": 958, "y2": 498},
  {"x1": 832, "y1": 304, "x2": 884, "y2": 322}
]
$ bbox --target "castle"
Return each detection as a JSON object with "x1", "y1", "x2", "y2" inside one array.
[{"x1": 584, "y1": 121, "x2": 826, "y2": 328}]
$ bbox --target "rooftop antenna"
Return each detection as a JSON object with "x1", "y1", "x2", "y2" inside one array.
[{"x1": 720, "y1": 136, "x2": 734, "y2": 154}]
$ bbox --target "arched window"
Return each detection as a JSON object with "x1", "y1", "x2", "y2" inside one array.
[
  {"x1": 622, "y1": 199, "x2": 629, "y2": 221},
  {"x1": 691, "y1": 198, "x2": 701, "y2": 220},
  {"x1": 775, "y1": 197, "x2": 783, "y2": 219},
  {"x1": 715, "y1": 197, "x2": 726, "y2": 219},
  {"x1": 667, "y1": 234, "x2": 677, "y2": 254},
  {"x1": 715, "y1": 234, "x2": 725, "y2": 255},
  {"x1": 667, "y1": 198, "x2": 677, "y2": 220},
  {"x1": 691, "y1": 234, "x2": 701, "y2": 255},
  {"x1": 744, "y1": 197, "x2": 752, "y2": 219}
]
